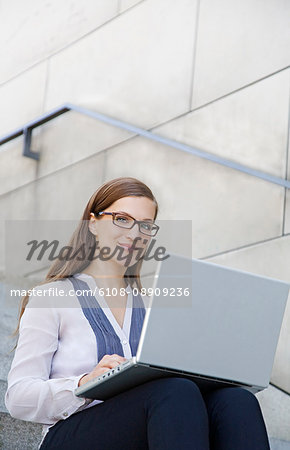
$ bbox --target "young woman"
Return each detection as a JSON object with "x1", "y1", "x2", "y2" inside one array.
[{"x1": 6, "y1": 177, "x2": 270, "y2": 450}]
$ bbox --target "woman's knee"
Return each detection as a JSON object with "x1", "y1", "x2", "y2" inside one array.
[
  {"x1": 206, "y1": 387, "x2": 262, "y2": 417},
  {"x1": 218, "y1": 387, "x2": 260, "y2": 406},
  {"x1": 145, "y1": 377, "x2": 203, "y2": 402},
  {"x1": 144, "y1": 377, "x2": 208, "y2": 426}
]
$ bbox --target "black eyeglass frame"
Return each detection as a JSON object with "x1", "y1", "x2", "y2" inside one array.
[{"x1": 93, "y1": 211, "x2": 160, "y2": 237}]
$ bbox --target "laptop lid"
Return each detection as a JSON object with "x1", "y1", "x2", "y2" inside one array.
[{"x1": 136, "y1": 254, "x2": 289, "y2": 389}]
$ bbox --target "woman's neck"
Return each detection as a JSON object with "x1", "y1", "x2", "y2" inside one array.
[{"x1": 83, "y1": 271, "x2": 128, "y2": 292}]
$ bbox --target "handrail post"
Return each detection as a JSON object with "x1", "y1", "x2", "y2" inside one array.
[{"x1": 23, "y1": 127, "x2": 39, "y2": 160}]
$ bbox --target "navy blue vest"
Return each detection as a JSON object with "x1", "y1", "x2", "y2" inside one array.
[{"x1": 69, "y1": 276, "x2": 145, "y2": 361}]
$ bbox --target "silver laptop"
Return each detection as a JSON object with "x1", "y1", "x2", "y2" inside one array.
[{"x1": 75, "y1": 254, "x2": 289, "y2": 400}]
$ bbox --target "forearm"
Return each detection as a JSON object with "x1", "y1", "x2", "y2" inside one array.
[{"x1": 5, "y1": 374, "x2": 88, "y2": 424}]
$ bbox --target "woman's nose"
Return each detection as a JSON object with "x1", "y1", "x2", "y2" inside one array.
[{"x1": 125, "y1": 223, "x2": 142, "y2": 240}]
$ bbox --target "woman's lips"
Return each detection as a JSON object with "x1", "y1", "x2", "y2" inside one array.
[{"x1": 118, "y1": 243, "x2": 132, "y2": 249}]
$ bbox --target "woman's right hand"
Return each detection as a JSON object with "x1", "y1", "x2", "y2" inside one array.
[{"x1": 78, "y1": 354, "x2": 127, "y2": 387}]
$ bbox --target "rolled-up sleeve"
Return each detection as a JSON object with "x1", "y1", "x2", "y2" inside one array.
[{"x1": 5, "y1": 299, "x2": 89, "y2": 425}]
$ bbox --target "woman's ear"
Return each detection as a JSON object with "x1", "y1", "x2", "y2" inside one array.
[{"x1": 88, "y1": 212, "x2": 98, "y2": 237}]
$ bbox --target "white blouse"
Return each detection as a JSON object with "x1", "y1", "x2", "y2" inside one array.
[{"x1": 5, "y1": 273, "x2": 148, "y2": 447}]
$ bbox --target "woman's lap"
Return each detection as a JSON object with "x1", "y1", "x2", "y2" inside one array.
[
  {"x1": 40, "y1": 377, "x2": 206, "y2": 450},
  {"x1": 40, "y1": 379, "x2": 150, "y2": 450},
  {"x1": 40, "y1": 377, "x2": 269, "y2": 450}
]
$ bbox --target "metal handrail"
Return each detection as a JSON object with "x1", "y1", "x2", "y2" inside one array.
[{"x1": 1, "y1": 102, "x2": 290, "y2": 189}]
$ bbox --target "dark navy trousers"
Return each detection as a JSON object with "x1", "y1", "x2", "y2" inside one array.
[{"x1": 40, "y1": 378, "x2": 270, "y2": 450}]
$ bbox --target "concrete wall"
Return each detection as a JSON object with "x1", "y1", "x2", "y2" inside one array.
[{"x1": 0, "y1": 0, "x2": 290, "y2": 446}]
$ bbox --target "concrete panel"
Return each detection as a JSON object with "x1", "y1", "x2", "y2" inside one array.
[
  {"x1": 0, "y1": 0, "x2": 119, "y2": 84},
  {"x1": 0, "y1": 185, "x2": 37, "y2": 224},
  {"x1": 45, "y1": 0, "x2": 198, "y2": 128},
  {"x1": 37, "y1": 110, "x2": 134, "y2": 178},
  {"x1": 157, "y1": 71, "x2": 289, "y2": 178},
  {"x1": 0, "y1": 152, "x2": 104, "y2": 284},
  {"x1": 0, "y1": 184, "x2": 37, "y2": 275},
  {"x1": 257, "y1": 385, "x2": 290, "y2": 441},
  {"x1": 206, "y1": 235, "x2": 290, "y2": 283},
  {"x1": 283, "y1": 119, "x2": 290, "y2": 234},
  {"x1": 207, "y1": 236, "x2": 290, "y2": 394},
  {"x1": 0, "y1": 62, "x2": 47, "y2": 136},
  {"x1": 192, "y1": 0, "x2": 290, "y2": 108},
  {"x1": 104, "y1": 136, "x2": 284, "y2": 257},
  {"x1": 34, "y1": 151, "x2": 105, "y2": 220},
  {"x1": 0, "y1": 139, "x2": 37, "y2": 196},
  {"x1": 119, "y1": 0, "x2": 143, "y2": 12}
]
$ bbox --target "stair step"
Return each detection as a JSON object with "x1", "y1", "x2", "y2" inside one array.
[
  {"x1": 0, "y1": 412, "x2": 42, "y2": 450},
  {"x1": 0, "y1": 410, "x2": 289, "y2": 449},
  {"x1": 0, "y1": 379, "x2": 8, "y2": 413},
  {"x1": 270, "y1": 438, "x2": 290, "y2": 450}
]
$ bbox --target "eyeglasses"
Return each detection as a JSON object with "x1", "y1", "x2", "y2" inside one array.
[{"x1": 94, "y1": 211, "x2": 159, "y2": 237}]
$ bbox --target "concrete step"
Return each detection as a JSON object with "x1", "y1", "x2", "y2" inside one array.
[
  {"x1": 0, "y1": 412, "x2": 42, "y2": 450},
  {"x1": 270, "y1": 438, "x2": 290, "y2": 450},
  {"x1": 0, "y1": 410, "x2": 289, "y2": 450},
  {"x1": 257, "y1": 385, "x2": 290, "y2": 443},
  {"x1": 0, "y1": 380, "x2": 8, "y2": 414}
]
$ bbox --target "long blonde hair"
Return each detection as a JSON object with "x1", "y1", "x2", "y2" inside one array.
[{"x1": 14, "y1": 177, "x2": 158, "y2": 336}]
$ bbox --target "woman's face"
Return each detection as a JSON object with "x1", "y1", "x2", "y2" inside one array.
[{"x1": 89, "y1": 196, "x2": 157, "y2": 268}]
